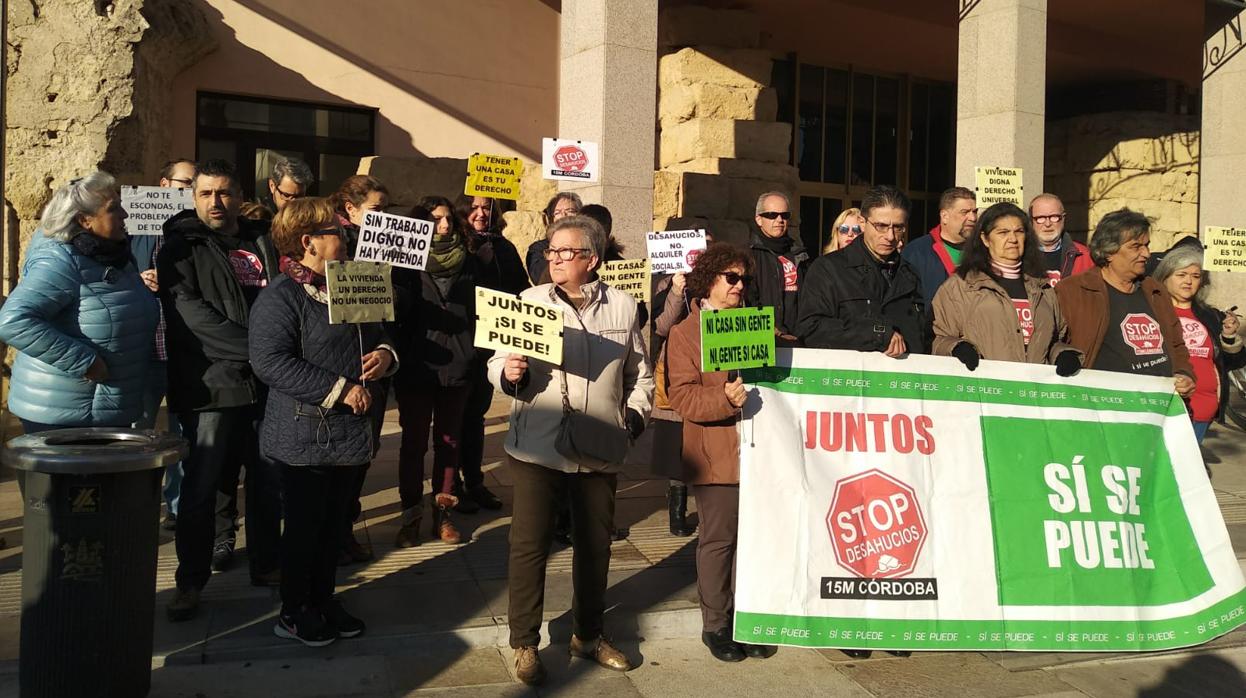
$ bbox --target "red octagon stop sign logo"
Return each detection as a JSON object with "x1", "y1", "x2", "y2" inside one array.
[
  {"x1": 826, "y1": 470, "x2": 927, "y2": 579},
  {"x1": 553, "y1": 145, "x2": 588, "y2": 172}
]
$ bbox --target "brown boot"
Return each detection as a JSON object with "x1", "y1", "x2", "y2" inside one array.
[
  {"x1": 514, "y1": 645, "x2": 546, "y2": 685},
  {"x1": 569, "y1": 634, "x2": 632, "y2": 672},
  {"x1": 433, "y1": 494, "x2": 462, "y2": 545}
]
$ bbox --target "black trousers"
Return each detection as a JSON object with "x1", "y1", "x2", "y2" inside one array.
[
  {"x1": 175, "y1": 406, "x2": 281, "y2": 590},
  {"x1": 280, "y1": 464, "x2": 359, "y2": 614},
  {"x1": 507, "y1": 456, "x2": 617, "y2": 648},
  {"x1": 457, "y1": 352, "x2": 495, "y2": 490}
]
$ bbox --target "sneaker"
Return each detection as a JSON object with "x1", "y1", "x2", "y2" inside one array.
[
  {"x1": 274, "y1": 607, "x2": 338, "y2": 648},
  {"x1": 514, "y1": 645, "x2": 546, "y2": 686},
  {"x1": 166, "y1": 587, "x2": 201, "y2": 623},
  {"x1": 211, "y1": 538, "x2": 235, "y2": 572},
  {"x1": 161, "y1": 512, "x2": 178, "y2": 531},
  {"x1": 467, "y1": 484, "x2": 503, "y2": 511},
  {"x1": 321, "y1": 597, "x2": 365, "y2": 638}
]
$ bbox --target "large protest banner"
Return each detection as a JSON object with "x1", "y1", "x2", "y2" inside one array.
[
  {"x1": 120, "y1": 185, "x2": 193, "y2": 235},
  {"x1": 354, "y1": 211, "x2": 434, "y2": 270},
  {"x1": 735, "y1": 349, "x2": 1246, "y2": 652}
]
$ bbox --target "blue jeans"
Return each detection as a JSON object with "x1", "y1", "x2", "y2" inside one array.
[
  {"x1": 1194, "y1": 421, "x2": 1211, "y2": 444},
  {"x1": 137, "y1": 361, "x2": 183, "y2": 515}
]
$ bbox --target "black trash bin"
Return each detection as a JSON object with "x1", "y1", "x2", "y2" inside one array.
[{"x1": 2, "y1": 428, "x2": 187, "y2": 698}]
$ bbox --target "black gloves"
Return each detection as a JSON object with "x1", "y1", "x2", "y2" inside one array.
[
  {"x1": 951, "y1": 341, "x2": 980, "y2": 371},
  {"x1": 1054, "y1": 350, "x2": 1082, "y2": 377},
  {"x1": 625, "y1": 408, "x2": 646, "y2": 440}
]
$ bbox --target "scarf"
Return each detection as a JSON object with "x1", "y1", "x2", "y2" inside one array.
[
  {"x1": 71, "y1": 233, "x2": 131, "y2": 268},
  {"x1": 1038, "y1": 237, "x2": 1062, "y2": 253},
  {"x1": 426, "y1": 232, "x2": 467, "y2": 279},
  {"x1": 990, "y1": 259, "x2": 1022, "y2": 279},
  {"x1": 281, "y1": 256, "x2": 328, "y2": 296},
  {"x1": 758, "y1": 232, "x2": 793, "y2": 255}
]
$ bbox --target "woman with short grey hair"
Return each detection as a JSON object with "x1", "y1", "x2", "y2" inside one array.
[
  {"x1": 0, "y1": 172, "x2": 159, "y2": 431},
  {"x1": 1152, "y1": 243, "x2": 1244, "y2": 442},
  {"x1": 488, "y1": 214, "x2": 653, "y2": 685}
]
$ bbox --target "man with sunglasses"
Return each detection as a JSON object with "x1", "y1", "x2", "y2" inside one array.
[
  {"x1": 902, "y1": 187, "x2": 978, "y2": 334},
  {"x1": 1029, "y1": 193, "x2": 1093, "y2": 284},
  {"x1": 797, "y1": 185, "x2": 925, "y2": 358},
  {"x1": 159, "y1": 159, "x2": 283, "y2": 622},
  {"x1": 747, "y1": 191, "x2": 809, "y2": 342}
]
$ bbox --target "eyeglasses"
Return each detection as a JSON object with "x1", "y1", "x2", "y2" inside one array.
[
  {"x1": 543, "y1": 247, "x2": 590, "y2": 261},
  {"x1": 168, "y1": 178, "x2": 193, "y2": 187},
  {"x1": 838, "y1": 225, "x2": 863, "y2": 235},
  {"x1": 720, "y1": 272, "x2": 753, "y2": 287},
  {"x1": 758, "y1": 211, "x2": 791, "y2": 221},
  {"x1": 1032, "y1": 213, "x2": 1066, "y2": 225},
  {"x1": 868, "y1": 220, "x2": 908, "y2": 234},
  {"x1": 273, "y1": 186, "x2": 304, "y2": 201}
]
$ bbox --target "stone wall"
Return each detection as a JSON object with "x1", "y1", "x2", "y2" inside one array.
[
  {"x1": 358, "y1": 156, "x2": 555, "y2": 270},
  {"x1": 654, "y1": 6, "x2": 797, "y2": 245},
  {"x1": 3, "y1": 0, "x2": 216, "y2": 288},
  {"x1": 1044, "y1": 112, "x2": 1199, "y2": 251}
]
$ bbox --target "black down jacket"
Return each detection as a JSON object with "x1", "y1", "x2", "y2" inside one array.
[{"x1": 249, "y1": 275, "x2": 395, "y2": 466}]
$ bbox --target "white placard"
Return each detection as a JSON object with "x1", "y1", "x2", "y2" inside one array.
[
  {"x1": 353, "y1": 211, "x2": 435, "y2": 271},
  {"x1": 120, "y1": 185, "x2": 193, "y2": 235},
  {"x1": 645, "y1": 229, "x2": 707, "y2": 274},
  {"x1": 541, "y1": 138, "x2": 600, "y2": 183}
]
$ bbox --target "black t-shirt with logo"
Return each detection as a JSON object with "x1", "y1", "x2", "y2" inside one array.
[{"x1": 1092, "y1": 284, "x2": 1171, "y2": 376}]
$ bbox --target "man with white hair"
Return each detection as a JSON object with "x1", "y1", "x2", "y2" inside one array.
[
  {"x1": 1028, "y1": 193, "x2": 1093, "y2": 284},
  {"x1": 746, "y1": 191, "x2": 808, "y2": 340}
]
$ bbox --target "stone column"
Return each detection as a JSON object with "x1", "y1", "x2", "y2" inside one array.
[
  {"x1": 558, "y1": 0, "x2": 658, "y2": 255},
  {"x1": 955, "y1": 0, "x2": 1047, "y2": 195},
  {"x1": 1201, "y1": 10, "x2": 1246, "y2": 309}
]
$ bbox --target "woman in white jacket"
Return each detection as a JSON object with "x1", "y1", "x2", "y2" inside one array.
[{"x1": 488, "y1": 215, "x2": 653, "y2": 686}]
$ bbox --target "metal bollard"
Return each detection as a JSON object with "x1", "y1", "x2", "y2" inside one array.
[{"x1": 2, "y1": 428, "x2": 187, "y2": 698}]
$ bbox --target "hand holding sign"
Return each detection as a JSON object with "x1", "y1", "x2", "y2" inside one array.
[
  {"x1": 503, "y1": 354, "x2": 529, "y2": 383},
  {"x1": 724, "y1": 376, "x2": 747, "y2": 408},
  {"x1": 361, "y1": 348, "x2": 394, "y2": 381}
]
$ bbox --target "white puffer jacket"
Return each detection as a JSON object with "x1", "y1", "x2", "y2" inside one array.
[{"x1": 488, "y1": 280, "x2": 653, "y2": 473}]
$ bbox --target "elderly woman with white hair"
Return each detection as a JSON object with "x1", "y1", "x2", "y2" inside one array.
[
  {"x1": 488, "y1": 214, "x2": 653, "y2": 686},
  {"x1": 1152, "y1": 242, "x2": 1245, "y2": 442},
  {"x1": 0, "y1": 172, "x2": 159, "y2": 432}
]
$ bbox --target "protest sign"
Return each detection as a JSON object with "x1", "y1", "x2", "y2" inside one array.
[
  {"x1": 700, "y1": 307, "x2": 776, "y2": 372},
  {"x1": 1203, "y1": 226, "x2": 1246, "y2": 272},
  {"x1": 354, "y1": 211, "x2": 434, "y2": 270},
  {"x1": 735, "y1": 349, "x2": 1246, "y2": 652},
  {"x1": 975, "y1": 166, "x2": 1024, "y2": 207},
  {"x1": 598, "y1": 259, "x2": 651, "y2": 304},
  {"x1": 646, "y1": 229, "x2": 707, "y2": 274},
  {"x1": 541, "y1": 138, "x2": 600, "y2": 182},
  {"x1": 120, "y1": 185, "x2": 193, "y2": 235},
  {"x1": 474, "y1": 287, "x2": 563, "y2": 364},
  {"x1": 325, "y1": 261, "x2": 395, "y2": 325},
  {"x1": 465, "y1": 153, "x2": 522, "y2": 200}
]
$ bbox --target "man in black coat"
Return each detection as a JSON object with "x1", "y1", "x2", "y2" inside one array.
[
  {"x1": 158, "y1": 159, "x2": 282, "y2": 621},
  {"x1": 746, "y1": 191, "x2": 809, "y2": 341},
  {"x1": 797, "y1": 185, "x2": 925, "y2": 355}
]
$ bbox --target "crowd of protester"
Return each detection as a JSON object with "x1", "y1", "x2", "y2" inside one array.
[{"x1": 0, "y1": 155, "x2": 1234, "y2": 684}]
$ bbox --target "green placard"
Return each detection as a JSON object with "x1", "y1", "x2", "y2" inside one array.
[{"x1": 700, "y1": 306, "x2": 776, "y2": 372}]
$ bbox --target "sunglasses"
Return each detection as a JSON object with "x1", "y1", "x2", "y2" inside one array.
[
  {"x1": 758, "y1": 211, "x2": 791, "y2": 221},
  {"x1": 838, "y1": 225, "x2": 863, "y2": 235},
  {"x1": 721, "y1": 272, "x2": 753, "y2": 287}
]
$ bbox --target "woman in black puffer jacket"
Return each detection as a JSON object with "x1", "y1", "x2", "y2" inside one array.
[{"x1": 250, "y1": 197, "x2": 397, "y2": 648}]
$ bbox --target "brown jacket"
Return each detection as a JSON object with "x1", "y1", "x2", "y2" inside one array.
[
  {"x1": 1054, "y1": 268, "x2": 1194, "y2": 379},
  {"x1": 931, "y1": 270, "x2": 1077, "y2": 364},
  {"x1": 665, "y1": 304, "x2": 741, "y2": 485}
]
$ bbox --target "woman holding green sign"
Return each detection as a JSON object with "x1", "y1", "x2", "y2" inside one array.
[{"x1": 664, "y1": 243, "x2": 778, "y2": 663}]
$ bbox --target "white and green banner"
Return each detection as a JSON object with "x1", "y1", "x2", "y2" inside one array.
[{"x1": 735, "y1": 349, "x2": 1246, "y2": 652}]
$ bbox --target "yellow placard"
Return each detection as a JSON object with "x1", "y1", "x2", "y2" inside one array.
[
  {"x1": 598, "y1": 259, "x2": 651, "y2": 304},
  {"x1": 474, "y1": 287, "x2": 563, "y2": 364},
  {"x1": 464, "y1": 153, "x2": 523, "y2": 201},
  {"x1": 975, "y1": 166, "x2": 1024, "y2": 207},
  {"x1": 325, "y1": 261, "x2": 395, "y2": 324},
  {"x1": 1203, "y1": 226, "x2": 1246, "y2": 272}
]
